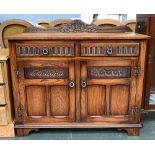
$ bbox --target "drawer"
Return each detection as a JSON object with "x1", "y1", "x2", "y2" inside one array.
[
  {"x1": 0, "y1": 106, "x2": 8, "y2": 125},
  {"x1": 81, "y1": 43, "x2": 139, "y2": 56},
  {"x1": 0, "y1": 85, "x2": 6, "y2": 105},
  {"x1": 0, "y1": 63, "x2": 4, "y2": 84},
  {"x1": 16, "y1": 43, "x2": 75, "y2": 57}
]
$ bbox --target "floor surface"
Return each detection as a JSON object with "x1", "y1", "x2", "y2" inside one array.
[{"x1": 1, "y1": 112, "x2": 155, "y2": 140}]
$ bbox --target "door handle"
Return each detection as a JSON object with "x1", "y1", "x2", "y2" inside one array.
[
  {"x1": 107, "y1": 46, "x2": 113, "y2": 55},
  {"x1": 69, "y1": 80, "x2": 75, "y2": 88},
  {"x1": 81, "y1": 80, "x2": 87, "y2": 88}
]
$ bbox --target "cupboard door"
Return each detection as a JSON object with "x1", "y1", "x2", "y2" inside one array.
[
  {"x1": 16, "y1": 60, "x2": 75, "y2": 123},
  {"x1": 80, "y1": 59, "x2": 139, "y2": 123}
]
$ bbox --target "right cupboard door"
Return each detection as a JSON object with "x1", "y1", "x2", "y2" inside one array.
[{"x1": 80, "y1": 59, "x2": 139, "y2": 123}]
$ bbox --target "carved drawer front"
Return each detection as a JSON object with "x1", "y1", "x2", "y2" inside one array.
[
  {"x1": 0, "y1": 63, "x2": 4, "y2": 84},
  {"x1": 0, "y1": 85, "x2": 6, "y2": 105},
  {"x1": 0, "y1": 106, "x2": 8, "y2": 125},
  {"x1": 16, "y1": 43, "x2": 74, "y2": 57},
  {"x1": 81, "y1": 43, "x2": 139, "y2": 56}
]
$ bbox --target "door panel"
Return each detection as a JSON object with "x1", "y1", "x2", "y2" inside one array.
[
  {"x1": 80, "y1": 59, "x2": 138, "y2": 123},
  {"x1": 110, "y1": 85, "x2": 129, "y2": 115},
  {"x1": 50, "y1": 86, "x2": 69, "y2": 116},
  {"x1": 26, "y1": 85, "x2": 46, "y2": 116},
  {"x1": 87, "y1": 85, "x2": 106, "y2": 116},
  {"x1": 17, "y1": 60, "x2": 75, "y2": 123}
]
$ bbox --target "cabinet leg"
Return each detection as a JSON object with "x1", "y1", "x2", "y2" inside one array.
[
  {"x1": 123, "y1": 128, "x2": 140, "y2": 136},
  {"x1": 16, "y1": 128, "x2": 39, "y2": 136}
]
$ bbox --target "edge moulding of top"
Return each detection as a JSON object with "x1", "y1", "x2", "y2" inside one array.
[{"x1": 24, "y1": 19, "x2": 132, "y2": 33}]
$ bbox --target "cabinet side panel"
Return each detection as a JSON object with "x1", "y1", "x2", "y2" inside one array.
[
  {"x1": 0, "y1": 63, "x2": 4, "y2": 84},
  {"x1": 0, "y1": 106, "x2": 8, "y2": 125},
  {"x1": 87, "y1": 85, "x2": 106, "y2": 116},
  {"x1": 50, "y1": 86, "x2": 69, "y2": 116},
  {"x1": 26, "y1": 86, "x2": 46, "y2": 116},
  {"x1": 0, "y1": 85, "x2": 6, "y2": 105},
  {"x1": 110, "y1": 85, "x2": 129, "y2": 115}
]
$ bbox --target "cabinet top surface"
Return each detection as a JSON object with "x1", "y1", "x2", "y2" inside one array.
[
  {"x1": 8, "y1": 32, "x2": 150, "y2": 41},
  {"x1": 0, "y1": 48, "x2": 9, "y2": 60}
]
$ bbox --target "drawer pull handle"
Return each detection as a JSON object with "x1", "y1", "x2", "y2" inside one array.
[
  {"x1": 42, "y1": 48, "x2": 49, "y2": 55},
  {"x1": 81, "y1": 80, "x2": 87, "y2": 88},
  {"x1": 69, "y1": 80, "x2": 75, "y2": 88},
  {"x1": 107, "y1": 46, "x2": 113, "y2": 55}
]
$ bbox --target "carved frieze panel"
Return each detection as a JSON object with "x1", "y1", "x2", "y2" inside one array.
[
  {"x1": 16, "y1": 43, "x2": 74, "y2": 57},
  {"x1": 24, "y1": 67, "x2": 69, "y2": 79},
  {"x1": 24, "y1": 20, "x2": 132, "y2": 33},
  {"x1": 87, "y1": 66, "x2": 131, "y2": 79},
  {"x1": 81, "y1": 43, "x2": 139, "y2": 56}
]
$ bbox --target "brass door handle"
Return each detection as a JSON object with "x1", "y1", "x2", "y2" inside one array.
[
  {"x1": 69, "y1": 80, "x2": 75, "y2": 88},
  {"x1": 81, "y1": 80, "x2": 87, "y2": 88}
]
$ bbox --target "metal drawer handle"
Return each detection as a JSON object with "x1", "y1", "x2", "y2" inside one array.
[
  {"x1": 42, "y1": 48, "x2": 49, "y2": 55},
  {"x1": 107, "y1": 46, "x2": 113, "y2": 55},
  {"x1": 81, "y1": 80, "x2": 87, "y2": 88},
  {"x1": 69, "y1": 80, "x2": 75, "y2": 88}
]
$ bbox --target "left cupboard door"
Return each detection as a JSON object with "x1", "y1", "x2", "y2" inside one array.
[{"x1": 15, "y1": 60, "x2": 75, "y2": 124}]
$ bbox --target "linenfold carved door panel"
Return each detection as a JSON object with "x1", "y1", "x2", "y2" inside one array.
[
  {"x1": 16, "y1": 60, "x2": 75, "y2": 123},
  {"x1": 80, "y1": 59, "x2": 139, "y2": 123}
]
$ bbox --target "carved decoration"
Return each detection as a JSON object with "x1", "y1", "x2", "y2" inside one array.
[
  {"x1": 87, "y1": 66, "x2": 131, "y2": 79},
  {"x1": 24, "y1": 20, "x2": 132, "y2": 33},
  {"x1": 24, "y1": 67, "x2": 69, "y2": 79},
  {"x1": 16, "y1": 43, "x2": 74, "y2": 57},
  {"x1": 81, "y1": 43, "x2": 139, "y2": 56}
]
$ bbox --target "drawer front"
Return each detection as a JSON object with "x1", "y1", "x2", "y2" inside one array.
[
  {"x1": 0, "y1": 63, "x2": 4, "y2": 84},
  {"x1": 16, "y1": 43, "x2": 75, "y2": 57},
  {"x1": 0, "y1": 106, "x2": 8, "y2": 125},
  {"x1": 81, "y1": 43, "x2": 139, "y2": 56},
  {"x1": 0, "y1": 85, "x2": 6, "y2": 105}
]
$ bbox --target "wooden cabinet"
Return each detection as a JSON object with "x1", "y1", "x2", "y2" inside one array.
[
  {"x1": 136, "y1": 14, "x2": 155, "y2": 111},
  {"x1": 8, "y1": 20, "x2": 149, "y2": 136},
  {"x1": 0, "y1": 49, "x2": 14, "y2": 137}
]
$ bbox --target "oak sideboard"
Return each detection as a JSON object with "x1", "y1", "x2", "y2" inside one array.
[{"x1": 8, "y1": 20, "x2": 149, "y2": 136}]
